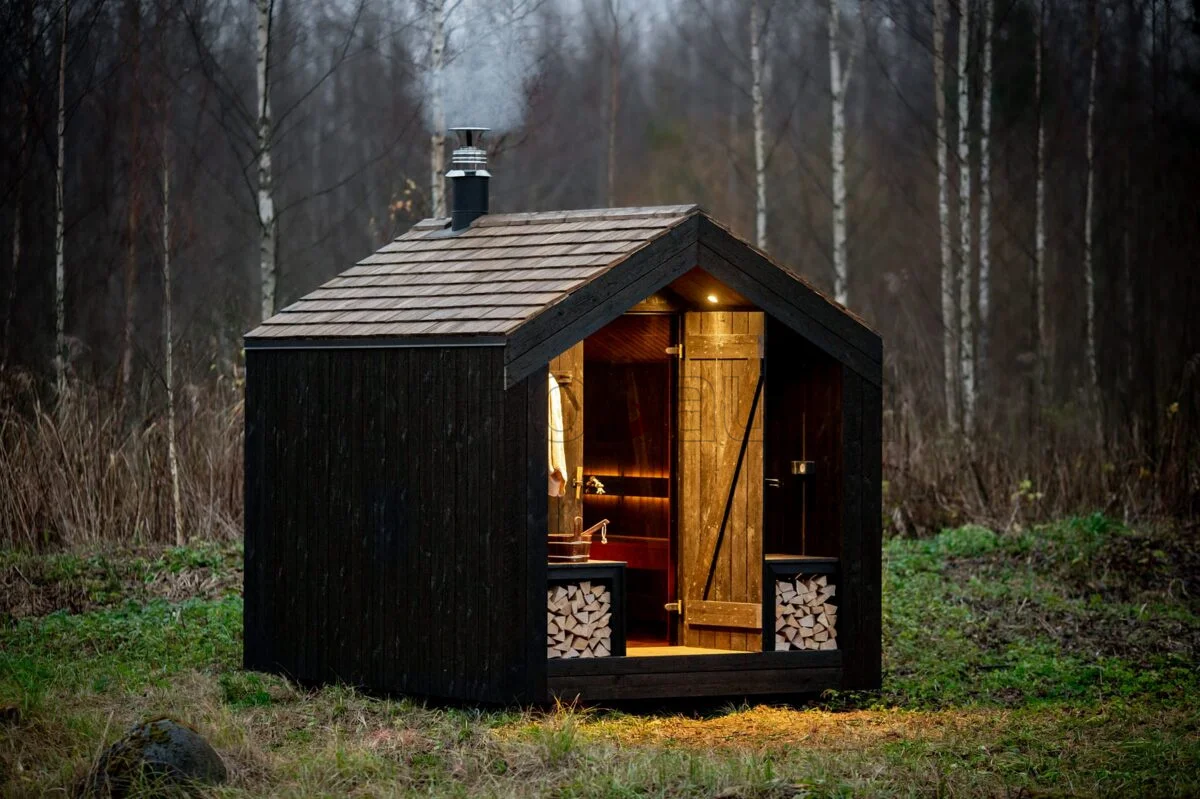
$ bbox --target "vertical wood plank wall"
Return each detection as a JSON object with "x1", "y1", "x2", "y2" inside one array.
[
  {"x1": 244, "y1": 346, "x2": 543, "y2": 703},
  {"x1": 763, "y1": 318, "x2": 844, "y2": 558},
  {"x1": 839, "y1": 366, "x2": 883, "y2": 689}
]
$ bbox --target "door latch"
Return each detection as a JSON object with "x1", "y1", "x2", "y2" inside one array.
[{"x1": 791, "y1": 460, "x2": 816, "y2": 475}]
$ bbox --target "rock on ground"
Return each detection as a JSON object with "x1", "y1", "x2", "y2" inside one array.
[{"x1": 84, "y1": 717, "x2": 226, "y2": 797}]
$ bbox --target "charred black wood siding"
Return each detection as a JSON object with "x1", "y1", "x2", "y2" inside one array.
[
  {"x1": 244, "y1": 346, "x2": 541, "y2": 702},
  {"x1": 506, "y1": 363, "x2": 549, "y2": 702},
  {"x1": 839, "y1": 367, "x2": 882, "y2": 690}
]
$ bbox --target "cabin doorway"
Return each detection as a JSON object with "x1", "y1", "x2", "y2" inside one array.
[
  {"x1": 582, "y1": 313, "x2": 675, "y2": 646},
  {"x1": 548, "y1": 304, "x2": 766, "y2": 656}
]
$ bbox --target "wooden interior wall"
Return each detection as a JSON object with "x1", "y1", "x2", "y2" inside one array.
[
  {"x1": 548, "y1": 343, "x2": 583, "y2": 535},
  {"x1": 678, "y1": 311, "x2": 764, "y2": 652},
  {"x1": 244, "y1": 347, "x2": 544, "y2": 703},
  {"x1": 763, "y1": 317, "x2": 844, "y2": 557},
  {"x1": 582, "y1": 361, "x2": 672, "y2": 538},
  {"x1": 584, "y1": 317, "x2": 674, "y2": 642}
]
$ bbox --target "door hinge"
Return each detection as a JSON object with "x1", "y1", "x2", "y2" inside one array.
[
  {"x1": 764, "y1": 477, "x2": 782, "y2": 488},
  {"x1": 665, "y1": 345, "x2": 683, "y2": 360},
  {"x1": 664, "y1": 601, "x2": 683, "y2": 614}
]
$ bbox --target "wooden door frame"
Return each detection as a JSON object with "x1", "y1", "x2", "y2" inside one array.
[{"x1": 669, "y1": 311, "x2": 682, "y2": 644}]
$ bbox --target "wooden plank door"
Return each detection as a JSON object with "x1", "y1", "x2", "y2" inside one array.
[
  {"x1": 548, "y1": 343, "x2": 584, "y2": 535},
  {"x1": 678, "y1": 311, "x2": 764, "y2": 651}
]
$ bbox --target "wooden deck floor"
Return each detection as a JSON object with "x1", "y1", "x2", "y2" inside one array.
[
  {"x1": 546, "y1": 649, "x2": 844, "y2": 700},
  {"x1": 624, "y1": 645, "x2": 741, "y2": 657}
]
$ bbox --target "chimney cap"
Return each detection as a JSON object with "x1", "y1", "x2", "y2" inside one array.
[{"x1": 447, "y1": 126, "x2": 490, "y2": 177}]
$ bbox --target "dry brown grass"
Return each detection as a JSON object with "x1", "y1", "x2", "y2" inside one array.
[
  {"x1": 882, "y1": 389, "x2": 1200, "y2": 535},
  {"x1": 0, "y1": 373, "x2": 242, "y2": 550},
  {"x1": 2, "y1": 366, "x2": 1197, "y2": 552},
  {"x1": 5, "y1": 672, "x2": 1197, "y2": 797},
  {"x1": 569, "y1": 705, "x2": 989, "y2": 750}
]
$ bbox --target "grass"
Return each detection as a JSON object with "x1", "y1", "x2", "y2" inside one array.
[
  {"x1": 0, "y1": 540, "x2": 242, "y2": 622},
  {"x1": 1, "y1": 516, "x2": 1197, "y2": 796}
]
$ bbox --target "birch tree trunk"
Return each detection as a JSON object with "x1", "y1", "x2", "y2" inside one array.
[
  {"x1": 957, "y1": 0, "x2": 976, "y2": 436},
  {"x1": 161, "y1": 123, "x2": 182, "y2": 546},
  {"x1": 256, "y1": 0, "x2": 277, "y2": 322},
  {"x1": 55, "y1": 0, "x2": 68, "y2": 394},
  {"x1": 606, "y1": 0, "x2": 621, "y2": 207},
  {"x1": 429, "y1": 0, "x2": 446, "y2": 218},
  {"x1": 1084, "y1": 0, "x2": 1100, "y2": 435},
  {"x1": 750, "y1": 0, "x2": 767, "y2": 249},
  {"x1": 934, "y1": 0, "x2": 957, "y2": 429},
  {"x1": 1033, "y1": 0, "x2": 1047, "y2": 407},
  {"x1": 977, "y1": 0, "x2": 993, "y2": 394},
  {"x1": 829, "y1": 0, "x2": 849, "y2": 305},
  {"x1": 121, "y1": 0, "x2": 142, "y2": 403}
]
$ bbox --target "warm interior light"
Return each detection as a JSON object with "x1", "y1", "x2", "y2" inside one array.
[{"x1": 706, "y1": 293, "x2": 719, "y2": 304}]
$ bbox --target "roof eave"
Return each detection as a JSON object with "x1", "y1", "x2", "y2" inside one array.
[{"x1": 243, "y1": 334, "x2": 509, "y2": 350}]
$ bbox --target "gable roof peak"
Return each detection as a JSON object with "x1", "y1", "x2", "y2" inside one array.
[{"x1": 406, "y1": 204, "x2": 701, "y2": 235}]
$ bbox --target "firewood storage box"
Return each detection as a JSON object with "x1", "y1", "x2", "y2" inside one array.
[
  {"x1": 547, "y1": 562, "x2": 627, "y2": 658},
  {"x1": 763, "y1": 556, "x2": 840, "y2": 653}
]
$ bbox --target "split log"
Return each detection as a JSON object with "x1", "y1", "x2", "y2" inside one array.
[
  {"x1": 547, "y1": 581, "x2": 615, "y2": 659},
  {"x1": 772, "y1": 574, "x2": 839, "y2": 651}
]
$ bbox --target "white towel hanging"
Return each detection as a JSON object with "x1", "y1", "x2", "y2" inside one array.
[{"x1": 547, "y1": 373, "x2": 569, "y2": 497}]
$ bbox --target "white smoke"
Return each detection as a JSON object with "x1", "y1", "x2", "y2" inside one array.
[{"x1": 421, "y1": 1, "x2": 540, "y2": 134}]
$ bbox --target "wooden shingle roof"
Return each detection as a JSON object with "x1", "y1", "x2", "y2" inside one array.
[
  {"x1": 245, "y1": 203, "x2": 882, "y2": 386},
  {"x1": 246, "y1": 205, "x2": 700, "y2": 340}
]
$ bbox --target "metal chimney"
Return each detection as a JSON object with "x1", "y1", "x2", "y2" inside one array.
[{"x1": 447, "y1": 127, "x2": 490, "y2": 231}]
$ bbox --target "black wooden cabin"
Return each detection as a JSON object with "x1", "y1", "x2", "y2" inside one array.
[{"x1": 244, "y1": 144, "x2": 881, "y2": 702}]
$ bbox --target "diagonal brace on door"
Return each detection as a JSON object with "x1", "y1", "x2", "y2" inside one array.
[{"x1": 701, "y1": 368, "x2": 765, "y2": 601}]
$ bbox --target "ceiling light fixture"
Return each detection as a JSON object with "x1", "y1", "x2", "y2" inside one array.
[{"x1": 706, "y1": 293, "x2": 719, "y2": 304}]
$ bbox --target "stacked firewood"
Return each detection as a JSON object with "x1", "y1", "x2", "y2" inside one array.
[
  {"x1": 547, "y1": 581, "x2": 613, "y2": 658},
  {"x1": 774, "y1": 574, "x2": 837, "y2": 651}
]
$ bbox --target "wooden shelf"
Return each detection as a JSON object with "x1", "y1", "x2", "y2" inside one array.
[
  {"x1": 764, "y1": 555, "x2": 838, "y2": 575},
  {"x1": 583, "y1": 475, "x2": 669, "y2": 499},
  {"x1": 547, "y1": 560, "x2": 627, "y2": 569}
]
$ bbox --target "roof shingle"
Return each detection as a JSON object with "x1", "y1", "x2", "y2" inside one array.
[{"x1": 247, "y1": 205, "x2": 698, "y2": 339}]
